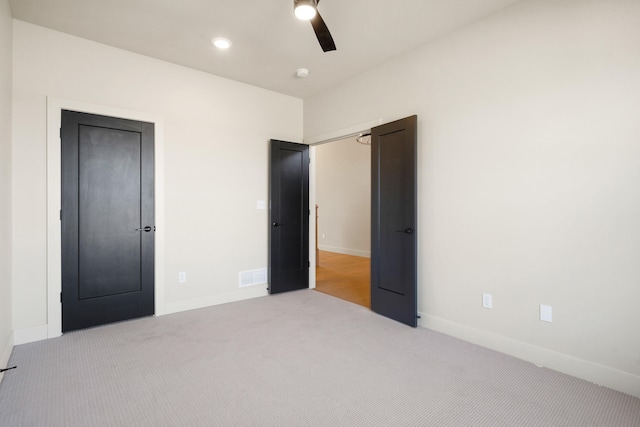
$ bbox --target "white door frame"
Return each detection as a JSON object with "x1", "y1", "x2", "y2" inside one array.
[{"x1": 46, "y1": 97, "x2": 166, "y2": 338}]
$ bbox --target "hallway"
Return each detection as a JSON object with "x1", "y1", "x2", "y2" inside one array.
[{"x1": 315, "y1": 250, "x2": 370, "y2": 308}]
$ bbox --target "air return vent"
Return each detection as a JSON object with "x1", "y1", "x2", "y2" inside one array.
[{"x1": 239, "y1": 268, "x2": 268, "y2": 288}]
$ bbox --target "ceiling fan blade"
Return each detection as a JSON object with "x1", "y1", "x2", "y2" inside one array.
[{"x1": 310, "y1": 11, "x2": 336, "y2": 52}]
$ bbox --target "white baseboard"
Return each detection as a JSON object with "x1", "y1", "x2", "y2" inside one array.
[
  {"x1": 161, "y1": 286, "x2": 269, "y2": 316},
  {"x1": 14, "y1": 325, "x2": 49, "y2": 345},
  {"x1": 318, "y1": 245, "x2": 370, "y2": 258},
  {"x1": 0, "y1": 331, "x2": 14, "y2": 383},
  {"x1": 13, "y1": 289, "x2": 269, "y2": 344},
  {"x1": 420, "y1": 312, "x2": 640, "y2": 399}
]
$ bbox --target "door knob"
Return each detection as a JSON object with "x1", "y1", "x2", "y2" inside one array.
[
  {"x1": 272, "y1": 222, "x2": 282, "y2": 227},
  {"x1": 136, "y1": 226, "x2": 152, "y2": 232}
]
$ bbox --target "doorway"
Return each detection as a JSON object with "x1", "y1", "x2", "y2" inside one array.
[
  {"x1": 310, "y1": 115, "x2": 418, "y2": 327},
  {"x1": 46, "y1": 98, "x2": 165, "y2": 339},
  {"x1": 314, "y1": 135, "x2": 371, "y2": 308},
  {"x1": 269, "y1": 116, "x2": 417, "y2": 326}
]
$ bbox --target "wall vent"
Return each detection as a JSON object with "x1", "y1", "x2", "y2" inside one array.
[{"x1": 239, "y1": 268, "x2": 268, "y2": 288}]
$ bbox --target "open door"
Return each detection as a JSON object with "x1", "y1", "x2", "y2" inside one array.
[
  {"x1": 371, "y1": 115, "x2": 418, "y2": 327},
  {"x1": 269, "y1": 140, "x2": 310, "y2": 294}
]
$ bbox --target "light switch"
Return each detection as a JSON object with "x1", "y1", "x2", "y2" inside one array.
[{"x1": 257, "y1": 200, "x2": 266, "y2": 210}]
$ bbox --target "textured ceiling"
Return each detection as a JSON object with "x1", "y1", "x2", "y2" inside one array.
[{"x1": 9, "y1": 0, "x2": 522, "y2": 98}]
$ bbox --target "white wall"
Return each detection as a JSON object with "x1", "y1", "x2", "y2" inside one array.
[
  {"x1": 305, "y1": 0, "x2": 640, "y2": 397},
  {"x1": 316, "y1": 137, "x2": 371, "y2": 257},
  {"x1": 12, "y1": 21, "x2": 302, "y2": 332},
  {"x1": 0, "y1": 0, "x2": 13, "y2": 378}
]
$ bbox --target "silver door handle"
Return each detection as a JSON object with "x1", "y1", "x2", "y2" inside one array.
[{"x1": 135, "y1": 226, "x2": 152, "y2": 232}]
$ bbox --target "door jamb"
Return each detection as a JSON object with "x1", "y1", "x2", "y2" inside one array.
[{"x1": 46, "y1": 97, "x2": 165, "y2": 338}]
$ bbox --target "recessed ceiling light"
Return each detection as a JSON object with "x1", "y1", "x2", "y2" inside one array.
[
  {"x1": 296, "y1": 68, "x2": 310, "y2": 78},
  {"x1": 212, "y1": 37, "x2": 232, "y2": 50}
]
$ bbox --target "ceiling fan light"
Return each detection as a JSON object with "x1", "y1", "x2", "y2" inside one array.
[{"x1": 294, "y1": 0, "x2": 317, "y2": 21}]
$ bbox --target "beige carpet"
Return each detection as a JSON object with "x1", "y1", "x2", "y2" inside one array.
[{"x1": 1, "y1": 290, "x2": 639, "y2": 426}]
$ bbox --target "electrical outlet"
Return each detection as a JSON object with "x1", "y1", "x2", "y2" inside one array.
[
  {"x1": 482, "y1": 293, "x2": 493, "y2": 309},
  {"x1": 178, "y1": 272, "x2": 186, "y2": 283},
  {"x1": 540, "y1": 304, "x2": 552, "y2": 322},
  {"x1": 322, "y1": 233, "x2": 326, "y2": 239}
]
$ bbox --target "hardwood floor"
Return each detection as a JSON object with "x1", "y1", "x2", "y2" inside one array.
[{"x1": 315, "y1": 250, "x2": 370, "y2": 308}]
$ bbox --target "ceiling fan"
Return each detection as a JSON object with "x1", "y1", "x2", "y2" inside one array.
[{"x1": 294, "y1": 0, "x2": 337, "y2": 52}]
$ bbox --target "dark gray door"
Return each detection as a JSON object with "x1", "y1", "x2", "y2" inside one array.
[
  {"x1": 61, "y1": 110, "x2": 155, "y2": 332},
  {"x1": 371, "y1": 115, "x2": 418, "y2": 327},
  {"x1": 269, "y1": 140, "x2": 309, "y2": 294}
]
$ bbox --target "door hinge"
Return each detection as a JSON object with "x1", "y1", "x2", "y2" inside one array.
[
  {"x1": 308, "y1": 261, "x2": 310, "y2": 267},
  {"x1": 59, "y1": 210, "x2": 62, "y2": 221},
  {"x1": 60, "y1": 292, "x2": 62, "y2": 303}
]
